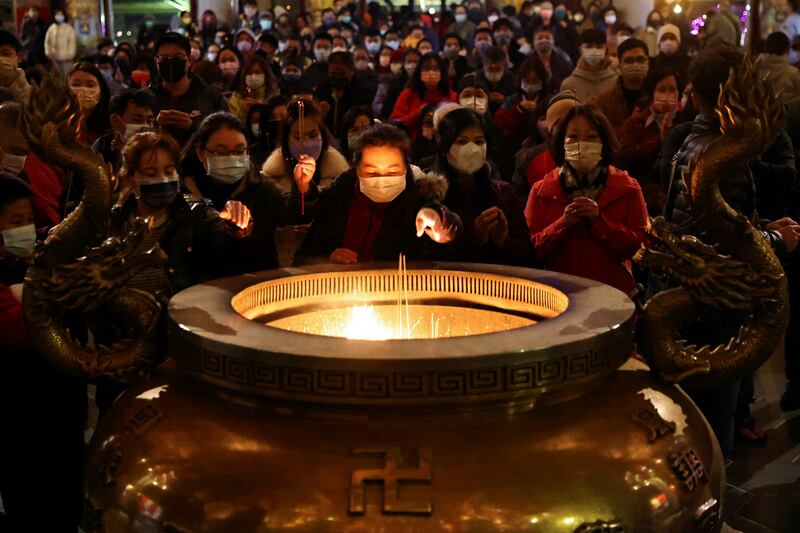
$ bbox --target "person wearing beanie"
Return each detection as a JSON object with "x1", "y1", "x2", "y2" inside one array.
[
  {"x1": 650, "y1": 23, "x2": 690, "y2": 82},
  {"x1": 560, "y1": 28, "x2": 618, "y2": 103},
  {"x1": 593, "y1": 38, "x2": 650, "y2": 128}
]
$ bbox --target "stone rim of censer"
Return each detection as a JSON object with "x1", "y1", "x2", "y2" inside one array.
[{"x1": 168, "y1": 262, "x2": 635, "y2": 407}]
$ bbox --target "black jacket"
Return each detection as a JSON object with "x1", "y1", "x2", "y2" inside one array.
[{"x1": 147, "y1": 76, "x2": 229, "y2": 147}]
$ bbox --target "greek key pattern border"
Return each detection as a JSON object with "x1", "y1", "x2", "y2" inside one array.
[{"x1": 174, "y1": 335, "x2": 632, "y2": 401}]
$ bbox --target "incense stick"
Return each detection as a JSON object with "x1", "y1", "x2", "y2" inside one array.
[{"x1": 298, "y1": 100, "x2": 305, "y2": 216}]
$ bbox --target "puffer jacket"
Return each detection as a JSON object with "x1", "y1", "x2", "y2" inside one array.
[
  {"x1": 756, "y1": 53, "x2": 800, "y2": 104},
  {"x1": 44, "y1": 22, "x2": 76, "y2": 61},
  {"x1": 526, "y1": 165, "x2": 649, "y2": 295}
]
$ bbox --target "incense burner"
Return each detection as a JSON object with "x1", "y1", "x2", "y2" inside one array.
[{"x1": 86, "y1": 263, "x2": 723, "y2": 532}]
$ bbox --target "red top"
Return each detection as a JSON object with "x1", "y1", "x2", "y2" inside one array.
[
  {"x1": 0, "y1": 284, "x2": 27, "y2": 347},
  {"x1": 526, "y1": 148, "x2": 557, "y2": 189},
  {"x1": 24, "y1": 152, "x2": 64, "y2": 230},
  {"x1": 340, "y1": 183, "x2": 392, "y2": 262},
  {"x1": 525, "y1": 166, "x2": 649, "y2": 295},
  {"x1": 390, "y1": 87, "x2": 457, "y2": 138}
]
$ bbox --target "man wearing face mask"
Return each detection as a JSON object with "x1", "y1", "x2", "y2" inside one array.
[
  {"x1": 303, "y1": 33, "x2": 334, "y2": 92},
  {"x1": 236, "y1": 0, "x2": 262, "y2": 32},
  {"x1": 295, "y1": 123, "x2": 462, "y2": 265},
  {"x1": 594, "y1": 38, "x2": 649, "y2": 128},
  {"x1": 650, "y1": 24, "x2": 691, "y2": 83},
  {"x1": 19, "y1": 7, "x2": 47, "y2": 66},
  {"x1": 441, "y1": 33, "x2": 470, "y2": 82},
  {"x1": 491, "y1": 18, "x2": 526, "y2": 71},
  {"x1": 530, "y1": 2, "x2": 577, "y2": 62},
  {"x1": 91, "y1": 54, "x2": 128, "y2": 96},
  {"x1": 148, "y1": 32, "x2": 229, "y2": 147},
  {"x1": 315, "y1": 52, "x2": 374, "y2": 140},
  {"x1": 560, "y1": 28, "x2": 618, "y2": 103},
  {"x1": 363, "y1": 30, "x2": 383, "y2": 61},
  {"x1": 477, "y1": 46, "x2": 517, "y2": 115},
  {"x1": 447, "y1": 5, "x2": 477, "y2": 44},
  {"x1": 531, "y1": 26, "x2": 573, "y2": 90},
  {"x1": 92, "y1": 89, "x2": 156, "y2": 170},
  {"x1": 0, "y1": 30, "x2": 31, "y2": 105}
]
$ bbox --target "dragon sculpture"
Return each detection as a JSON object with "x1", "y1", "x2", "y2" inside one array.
[
  {"x1": 20, "y1": 72, "x2": 164, "y2": 383},
  {"x1": 637, "y1": 57, "x2": 790, "y2": 387}
]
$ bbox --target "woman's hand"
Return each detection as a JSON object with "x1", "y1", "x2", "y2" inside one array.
[
  {"x1": 329, "y1": 248, "x2": 358, "y2": 264},
  {"x1": 563, "y1": 197, "x2": 599, "y2": 227},
  {"x1": 416, "y1": 207, "x2": 458, "y2": 243},
  {"x1": 219, "y1": 200, "x2": 252, "y2": 229},
  {"x1": 293, "y1": 154, "x2": 316, "y2": 194},
  {"x1": 474, "y1": 207, "x2": 509, "y2": 246}
]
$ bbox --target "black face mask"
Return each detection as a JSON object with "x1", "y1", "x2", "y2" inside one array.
[
  {"x1": 330, "y1": 75, "x2": 348, "y2": 89},
  {"x1": 139, "y1": 179, "x2": 179, "y2": 210},
  {"x1": 158, "y1": 57, "x2": 187, "y2": 83}
]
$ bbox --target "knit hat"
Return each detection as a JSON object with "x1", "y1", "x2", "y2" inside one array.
[
  {"x1": 657, "y1": 24, "x2": 681, "y2": 45},
  {"x1": 545, "y1": 91, "x2": 580, "y2": 131}
]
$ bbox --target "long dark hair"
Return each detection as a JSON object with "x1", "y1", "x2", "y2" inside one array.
[
  {"x1": 67, "y1": 62, "x2": 111, "y2": 141},
  {"x1": 279, "y1": 98, "x2": 332, "y2": 182},
  {"x1": 254, "y1": 95, "x2": 289, "y2": 152},
  {"x1": 180, "y1": 112, "x2": 248, "y2": 177},
  {"x1": 215, "y1": 45, "x2": 244, "y2": 92},
  {"x1": 409, "y1": 53, "x2": 450, "y2": 96},
  {"x1": 434, "y1": 107, "x2": 494, "y2": 210}
]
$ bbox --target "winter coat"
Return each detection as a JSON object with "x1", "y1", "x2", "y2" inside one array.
[
  {"x1": 183, "y1": 164, "x2": 315, "y2": 273},
  {"x1": 593, "y1": 78, "x2": 642, "y2": 129},
  {"x1": 617, "y1": 107, "x2": 672, "y2": 213},
  {"x1": 512, "y1": 143, "x2": 557, "y2": 197},
  {"x1": 756, "y1": 54, "x2": 800, "y2": 104},
  {"x1": 108, "y1": 194, "x2": 241, "y2": 295},
  {"x1": 446, "y1": 20, "x2": 477, "y2": 44},
  {"x1": 261, "y1": 146, "x2": 350, "y2": 266},
  {"x1": 147, "y1": 76, "x2": 229, "y2": 147},
  {"x1": 559, "y1": 58, "x2": 618, "y2": 104},
  {"x1": 390, "y1": 87, "x2": 457, "y2": 137},
  {"x1": 2, "y1": 68, "x2": 31, "y2": 105},
  {"x1": 438, "y1": 164, "x2": 535, "y2": 266},
  {"x1": 294, "y1": 167, "x2": 462, "y2": 265},
  {"x1": 525, "y1": 165, "x2": 649, "y2": 294},
  {"x1": 44, "y1": 22, "x2": 76, "y2": 61},
  {"x1": 476, "y1": 71, "x2": 518, "y2": 114}
]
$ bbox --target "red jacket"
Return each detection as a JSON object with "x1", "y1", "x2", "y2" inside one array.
[
  {"x1": 390, "y1": 87, "x2": 457, "y2": 138},
  {"x1": 0, "y1": 284, "x2": 27, "y2": 347},
  {"x1": 24, "y1": 153, "x2": 64, "y2": 230},
  {"x1": 526, "y1": 148, "x2": 557, "y2": 189},
  {"x1": 525, "y1": 166, "x2": 649, "y2": 294}
]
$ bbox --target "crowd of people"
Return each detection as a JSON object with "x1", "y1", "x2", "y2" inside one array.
[{"x1": 3, "y1": 0, "x2": 800, "y2": 530}]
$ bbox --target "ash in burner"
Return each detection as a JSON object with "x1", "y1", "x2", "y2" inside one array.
[{"x1": 265, "y1": 303, "x2": 536, "y2": 340}]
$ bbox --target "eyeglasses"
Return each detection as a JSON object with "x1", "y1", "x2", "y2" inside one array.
[{"x1": 204, "y1": 147, "x2": 248, "y2": 156}]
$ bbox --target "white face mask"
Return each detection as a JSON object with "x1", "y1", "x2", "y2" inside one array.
[
  {"x1": 72, "y1": 86, "x2": 101, "y2": 112},
  {"x1": 564, "y1": 141, "x2": 603, "y2": 174},
  {"x1": 246, "y1": 73, "x2": 265, "y2": 89},
  {"x1": 581, "y1": 47, "x2": 606, "y2": 66},
  {"x1": 620, "y1": 62, "x2": 648, "y2": 80},
  {"x1": 0, "y1": 55, "x2": 18, "y2": 86},
  {"x1": 604, "y1": 14, "x2": 617, "y2": 26},
  {"x1": 0, "y1": 151, "x2": 27, "y2": 175},
  {"x1": 1, "y1": 223, "x2": 36, "y2": 258},
  {"x1": 484, "y1": 69, "x2": 504, "y2": 83},
  {"x1": 205, "y1": 154, "x2": 250, "y2": 184},
  {"x1": 359, "y1": 174, "x2": 406, "y2": 203},
  {"x1": 447, "y1": 142, "x2": 486, "y2": 174},
  {"x1": 660, "y1": 39, "x2": 679, "y2": 55},
  {"x1": 123, "y1": 123, "x2": 148, "y2": 141},
  {"x1": 459, "y1": 95, "x2": 488, "y2": 115}
]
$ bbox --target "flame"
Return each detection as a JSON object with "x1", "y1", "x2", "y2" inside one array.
[{"x1": 342, "y1": 305, "x2": 395, "y2": 341}]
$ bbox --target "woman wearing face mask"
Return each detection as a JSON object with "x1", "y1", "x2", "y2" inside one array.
[
  {"x1": 112, "y1": 130, "x2": 251, "y2": 298},
  {"x1": 215, "y1": 45, "x2": 245, "y2": 93},
  {"x1": 199, "y1": 10, "x2": 218, "y2": 50},
  {"x1": 181, "y1": 111, "x2": 316, "y2": 272},
  {"x1": 637, "y1": 9, "x2": 664, "y2": 58},
  {"x1": 339, "y1": 106, "x2": 375, "y2": 161},
  {"x1": 67, "y1": 62, "x2": 111, "y2": 144},
  {"x1": 598, "y1": 7, "x2": 619, "y2": 41},
  {"x1": 617, "y1": 67, "x2": 681, "y2": 214},
  {"x1": 227, "y1": 53, "x2": 279, "y2": 123},
  {"x1": 526, "y1": 104, "x2": 648, "y2": 295},
  {"x1": 44, "y1": 10, "x2": 76, "y2": 74},
  {"x1": 434, "y1": 108, "x2": 534, "y2": 265},
  {"x1": 375, "y1": 45, "x2": 393, "y2": 78},
  {"x1": 234, "y1": 28, "x2": 257, "y2": 55},
  {"x1": 391, "y1": 53, "x2": 456, "y2": 138},
  {"x1": 650, "y1": 24, "x2": 691, "y2": 83},
  {"x1": 294, "y1": 123, "x2": 462, "y2": 266},
  {"x1": 261, "y1": 99, "x2": 348, "y2": 265},
  {"x1": 495, "y1": 56, "x2": 551, "y2": 139},
  {"x1": 278, "y1": 56, "x2": 305, "y2": 96}
]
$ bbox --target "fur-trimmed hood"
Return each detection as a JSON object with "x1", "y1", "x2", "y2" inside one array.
[
  {"x1": 261, "y1": 146, "x2": 350, "y2": 191},
  {"x1": 410, "y1": 165, "x2": 448, "y2": 203}
]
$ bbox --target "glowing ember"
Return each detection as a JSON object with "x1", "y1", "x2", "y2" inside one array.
[{"x1": 342, "y1": 305, "x2": 394, "y2": 341}]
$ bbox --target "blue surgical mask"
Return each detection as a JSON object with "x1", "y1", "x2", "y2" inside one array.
[
  {"x1": 260, "y1": 18, "x2": 273, "y2": 30},
  {"x1": 101, "y1": 69, "x2": 114, "y2": 83}
]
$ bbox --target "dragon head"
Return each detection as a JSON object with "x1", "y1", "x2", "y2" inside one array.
[{"x1": 27, "y1": 218, "x2": 166, "y2": 313}]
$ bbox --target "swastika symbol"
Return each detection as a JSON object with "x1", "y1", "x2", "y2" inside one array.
[{"x1": 349, "y1": 447, "x2": 433, "y2": 515}]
